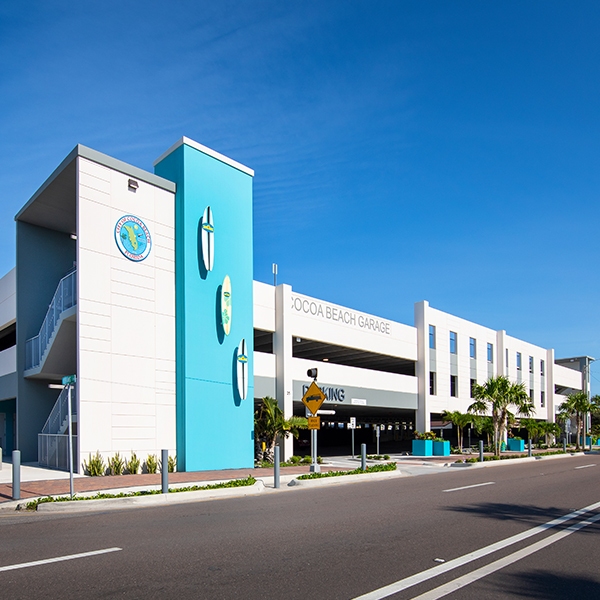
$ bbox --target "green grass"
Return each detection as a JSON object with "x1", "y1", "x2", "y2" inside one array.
[
  {"x1": 25, "y1": 476, "x2": 257, "y2": 510},
  {"x1": 297, "y1": 462, "x2": 396, "y2": 480}
]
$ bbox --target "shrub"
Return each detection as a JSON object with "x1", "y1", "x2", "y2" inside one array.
[
  {"x1": 414, "y1": 431, "x2": 437, "y2": 440},
  {"x1": 125, "y1": 452, "x2": 140, "y2": 475},
  {"x1": 108, "y1": 452, "x2": 125, "y2": 476},
  {"x1": 168, "y1": 455, "x2": 177, "y2": 473},
  {"x1": 298, "y1": 462, "x2": 396, "y2": 480},
  {"x1": 145, "y1": 454, "x2": 158, "y2": 474},
  {"x1": 289, "y1": 455, "x2": 301, "y2": 465},
  {"x1": 83, "y1": 451, "x2": 105, "y2": 476},
  {"x1": 300, "y1": 456, "x2": 311, "y2": 465}
]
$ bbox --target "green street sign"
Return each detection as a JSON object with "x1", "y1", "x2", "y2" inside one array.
[{"x1": 62, "y1": 374, "x2": 77, "y2": 386}]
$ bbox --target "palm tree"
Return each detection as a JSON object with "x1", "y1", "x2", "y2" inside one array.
[
  {"x1": 471, "y1": 415, "x2": 494, "y2": 447},
  {"x1": 254, "y1": 397, "x2": 308, "y2": 462},
  {"x1": 468, "y1": 376, "x2": 535, "y2": 456},
  {"x1": 538, "y1": 421, "x2": 561, "y2": 446},
  {"x1": 557, "y1": 392, "x2": 600, "y2": 450},
  {"x1": 441, "y1": 410, "x2": 473, "y2": 452},
  {"x1": 519, "y1": 418, "x2": 542, "y2": 444}
]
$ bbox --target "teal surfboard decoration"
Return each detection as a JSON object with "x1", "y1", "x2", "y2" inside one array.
[
  {"x1": 236, "y1": 338, "x2": 248, "y2": 400},
  {"x1": 201, "y1": 205, "x2": 214, "y2": 272},
  {"x1": 221, "y1": 274, "x2": 232, "y2": 336}
]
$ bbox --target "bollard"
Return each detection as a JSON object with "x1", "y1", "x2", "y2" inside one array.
[
  {"x1": 161, "y1": 449, "x2": 169, "y2": 494},
  {"x1": 528, "y1": 439, "x2": 532, "y2": 458},
  {"x1": 479, "y1": 440, "x2": 484, "y2": 462},
  {"x1": 274, "y1": 446, "x2": 280, "y2": 489},
  {"x1": 12, "y1": 450, "x2": 20, "y2": 501},
  {"x1": 361, "y1": 443, "x2": 367, "y2": 471},
  {"x1": 563, "y1": 438, "x2": 567, "y2": 453}
]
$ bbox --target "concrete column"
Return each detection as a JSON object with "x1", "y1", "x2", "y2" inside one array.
[
  {"x1": 274, "y1": 284, "x2": 294, "y2": 460},
  {"x1": 497, "y1": 330, "x2": 506, "y2": 378},
  {"x1": 414, "y1": 301, "x2": 430, "y2": 433},
  {"x1": 546, "y1": 349, "x2": 555, "y2": 424}
]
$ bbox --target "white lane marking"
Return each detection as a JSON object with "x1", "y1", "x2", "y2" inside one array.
[
  {"x1": 0, "y1": 547, "x2": 122, "y2": 573},
  {"x1": 352, "y1": 500, "x2": 600, "y2": 600},
  {"x1": 443, "y1": 482, "x2": 495, "y2": 493},
  {"x1": 411, "y1": 511, "x2": 600, "y2": 600},
  {"x1": 575, "y1": 464, "x2": 596, "y2": 469}
]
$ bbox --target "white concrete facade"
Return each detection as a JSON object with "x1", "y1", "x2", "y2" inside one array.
[{"x1": 76, "y1": 157, "x2": 176, "y2": 461}]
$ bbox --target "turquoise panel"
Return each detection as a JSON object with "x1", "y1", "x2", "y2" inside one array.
[{"x1": 155, "y1": 143, "x2": 254, "y2": 471}]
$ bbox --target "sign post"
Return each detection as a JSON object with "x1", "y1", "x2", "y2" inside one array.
[
  {"x1": 301, "y1": 375, "x2": 326, "y2": 473},
  {"x1": 349, "y1": 417, "x2": 356, "y2": 457},
  {"x1": 62, "y1": 374, "x2": 76, "y2": 499}
]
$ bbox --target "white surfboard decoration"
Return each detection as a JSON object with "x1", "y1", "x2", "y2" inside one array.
[
  {"x1": 236, "y1": 338, "x2": 248, "y2": 400},
  {"x1": 221, "y1": 274, "x2": 232, "y2": 336},
  {"x1": 201, "y1": 205, "x2": 214, "y2": 272}
]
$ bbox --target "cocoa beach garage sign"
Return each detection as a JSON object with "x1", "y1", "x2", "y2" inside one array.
[{"x1": 291, "y1": 296, "x2": 391, "y2": 335}]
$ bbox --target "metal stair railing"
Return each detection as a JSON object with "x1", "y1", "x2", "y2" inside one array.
[
  {"x1": 38, "y1": 385, "x2": 77, "y2": 471},
  {"x1": 25, "y1": 269, "x2": 76, "y2": 371},
  {"x1": 41, "y1": 385, "x2": 77, "y2": 435}
]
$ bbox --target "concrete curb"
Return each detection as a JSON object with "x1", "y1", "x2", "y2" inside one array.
[
  {"x1": 288, "y1": 469, "x2": 402, "y2": 488},
  {"x1": 448, "y1": 452, "x2": 585, "y2": 468},
  {"x1": 28, "y1": 481, "x2": 265, "y2": 513}
]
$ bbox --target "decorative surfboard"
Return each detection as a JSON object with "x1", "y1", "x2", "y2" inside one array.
[
  {"x1": 221, "y1": 274, "x2": 232, "y2": 336},
  {"x1": 236, "y1": 338, "x2": 248, "y2": 400},
  {"x1": 200, "y1": 205, "x2": 214, "y2": 271}
]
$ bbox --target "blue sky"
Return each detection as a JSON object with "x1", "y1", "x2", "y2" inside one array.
[{"x1": 1, "y1": 1, "x2": 599, "y2": 389}]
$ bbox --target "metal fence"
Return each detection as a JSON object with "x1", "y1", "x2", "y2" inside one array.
[
  {"x1": 25, "y1": 269, "x2": 76, "y2": 371},
  {"x1": 38, "y1": 434, "x2": 78, "y2": 471}
]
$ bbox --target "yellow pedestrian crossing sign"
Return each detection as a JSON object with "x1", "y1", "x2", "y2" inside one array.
[{"x1": 302, "y1": 381, "x2": 326, "y2": 416}]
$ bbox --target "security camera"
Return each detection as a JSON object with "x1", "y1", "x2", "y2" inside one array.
[{"x1": 307, "y1": 368, "x2": 318, "y2": 380}]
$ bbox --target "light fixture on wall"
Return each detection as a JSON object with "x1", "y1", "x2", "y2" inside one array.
[
  {"x1": 128, "y1": 178, "x2": 139, "y2": 191},
  {"x1": 70, "y1": 234, "x2": 77, "y2": 240},
  {"x1": 322, "y1": 358, "x2": 329, "y2": 362}
]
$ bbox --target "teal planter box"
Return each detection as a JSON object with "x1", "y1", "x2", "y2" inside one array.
[
  {"x1": 433, "y1": 440, "x2": 450, "y2": 456},
  {"x1": 412, "y1": 439, "x2": 433, "y2": 456},
  {"x1": 579, "y1": 436, "x2": 591, "y2": 445},
  {"x1": 507, "y1": 439, "x2": 524, "y2": 451}
]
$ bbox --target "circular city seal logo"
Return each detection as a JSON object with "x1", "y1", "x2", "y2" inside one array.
[{"x1": 114, "y1": 215, "x2": 152, "y2": 262}]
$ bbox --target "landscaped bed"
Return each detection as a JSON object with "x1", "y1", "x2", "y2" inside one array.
[{"x1": 24, "y1": 476, "x2": 257, "y2": 510}]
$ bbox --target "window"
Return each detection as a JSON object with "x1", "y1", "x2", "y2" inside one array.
[
  {"x1": 540, "y1": 360, "x2": 545, "y2": 377},
  {"x1": 529, "y1": 389, "x2": 534, "y2": 401},
  {"x1": 541, "y1": 391, "x2": 545, "y2": 407},
  {"x1": 516, "y1": 352, "x2": 522, "y2": 370},
  {"x1": 429, "y1": 325, "x2": 436, "y2": 349},
  {"x1": 450, "y1": 375, "x2": 458, "y2": 397},
  {"x1": 470, "y1": 378, "x2": 476, "y2": 398},
  {"x1": 529, "y1": 356, "x2": 533, "y2": 373},
  {"x1": 429, "y1": 371, "x2": 436, "y2": 395},
  {"x1": 450, "y1": 331, "x2": 457, "y2": 354},
  {"x1": 469, "y1": 337, "x2": 476, "y2": 359},
  {"x1": 487, "y1": 343, "x2": 493, "y2": 363},
  {"x1": 506, "y1": 348, "x2": 509, "y2": 373}
]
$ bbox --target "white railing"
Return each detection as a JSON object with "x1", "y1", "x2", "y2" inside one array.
[
  {"x1": 38, "y1": 434, "x2": 77, "y2": 471},
  {"x1": 25, "y1": 270, "x2": 76, "y2": 371},
  {"x1": 41, "y1": 385, "x2": 77, "y2": 436}
]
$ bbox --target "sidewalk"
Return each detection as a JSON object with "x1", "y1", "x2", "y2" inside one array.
[{"x1": 0, "y1": 449, "x2": 581, "y2": 505}]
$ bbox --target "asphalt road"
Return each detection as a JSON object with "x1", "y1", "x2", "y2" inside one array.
[{"x1": 1, "y1": 454, "x2": 599, "y2": 599}]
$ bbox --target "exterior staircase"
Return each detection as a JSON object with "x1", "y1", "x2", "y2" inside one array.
[{"x1": 38, "y1": 385, "x2": 77, "y2": 471}]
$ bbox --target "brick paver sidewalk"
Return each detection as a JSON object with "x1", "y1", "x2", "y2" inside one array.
[{"x1": 0, "y1": 465, "x2": 331, "y2": 503}]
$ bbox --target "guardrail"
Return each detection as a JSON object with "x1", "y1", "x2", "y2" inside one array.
[{"x1": 25, "y1": 270, "x2": 76, "y2": 371}]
